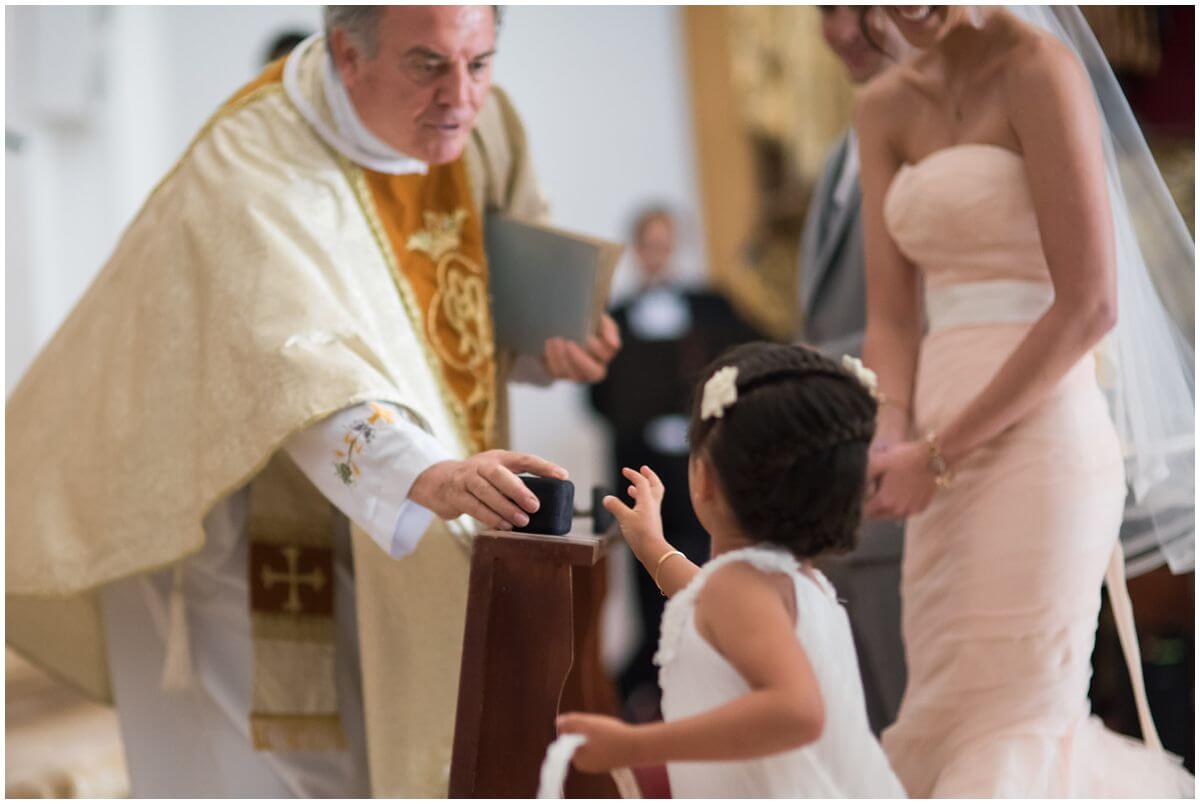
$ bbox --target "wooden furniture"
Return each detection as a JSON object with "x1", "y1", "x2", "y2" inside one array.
[{"x1": 449, "y1": 520, "x2": 624, "y2": 797}]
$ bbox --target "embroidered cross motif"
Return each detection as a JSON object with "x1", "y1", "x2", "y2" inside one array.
[
  {"x1": 250, "y1": 543, "x2": 334, "y2": 616},
  {"x1": 261, "y1": 546, "x2": 326, "y2": 613}
]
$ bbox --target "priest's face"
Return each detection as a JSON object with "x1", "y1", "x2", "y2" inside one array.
[{"x1": 333, "y1": 6, "x2": 496, "y2": 165}]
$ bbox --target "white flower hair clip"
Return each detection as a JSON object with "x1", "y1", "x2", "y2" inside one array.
[
  {"x1": 701, "y1": 365, "x2": 740, "y2": 421},
  {"x1": 841, "y1": 355, "x2": 879, "y2": 399}
]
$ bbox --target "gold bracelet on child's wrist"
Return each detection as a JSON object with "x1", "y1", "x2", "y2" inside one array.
[{"x1": 653, "y1": 550, "x2": 686, "y2": 596}]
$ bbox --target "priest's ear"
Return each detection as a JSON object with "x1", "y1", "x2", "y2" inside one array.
[{"x1": 329, "y1": 27, "x2": 367, "y2": 87}]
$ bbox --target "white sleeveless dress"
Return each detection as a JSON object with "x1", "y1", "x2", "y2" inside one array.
[{"x1": 655, "y1": 546, "x2": 906, "y2": 798}]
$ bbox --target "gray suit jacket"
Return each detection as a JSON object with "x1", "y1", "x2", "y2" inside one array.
[
  {"x1": 799, "y1": 134, "x2": 867, "y2": 359},
  {"x1": 799, "y1": 132, "x2": 902, "y2": 564}
]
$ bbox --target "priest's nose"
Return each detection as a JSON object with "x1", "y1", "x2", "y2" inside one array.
[{"x1": 437, "y1": 62, "x2": 473, "y2": 108}]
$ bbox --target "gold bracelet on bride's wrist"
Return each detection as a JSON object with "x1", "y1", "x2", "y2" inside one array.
[{"x1": 924, "y1": 430, "x2": 956, "y2": 489}]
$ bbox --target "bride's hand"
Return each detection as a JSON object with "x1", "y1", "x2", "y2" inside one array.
[
  {"x1": 870, "y1": 405, "x2": 909, "y2": 455},
  {"x1": 865, "y1": 440, "x2": 937, "y2": 519}
]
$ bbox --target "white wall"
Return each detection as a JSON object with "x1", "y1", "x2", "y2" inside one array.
[
  {"x1": 161, "y1": 6, "x2": 323, "y2": 159},
  {"x1": 494, "y1": 6, "x2": 704, "y2": 290},
  {"x1": 6, "y1": 6, "x2": 146, "y2": 391},
  {"x1": 5, "y1": 5, "x2": 322, "y2": 392}
]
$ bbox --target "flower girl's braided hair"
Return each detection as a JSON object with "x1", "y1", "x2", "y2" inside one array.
[{"x1": 687, "y1": 342, "x2": 878, "y2": 559}]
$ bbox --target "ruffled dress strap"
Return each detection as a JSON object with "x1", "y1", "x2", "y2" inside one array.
[{"x1": 654, "y1": 545, "x2": 806, "y2": 668}]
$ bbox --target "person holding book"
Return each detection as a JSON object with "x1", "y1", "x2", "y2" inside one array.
[{"x1": 7, "y1": 6, "x2": 619, "y2": 798}]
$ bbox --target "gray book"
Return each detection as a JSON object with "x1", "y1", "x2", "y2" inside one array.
[{"x1": 486, "y1": 213, "x2": 623, "y2": 356}]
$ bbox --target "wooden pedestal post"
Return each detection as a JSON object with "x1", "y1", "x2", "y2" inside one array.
[{"x1": 449, "y1": 521, "x2": 624, "y2": 797}]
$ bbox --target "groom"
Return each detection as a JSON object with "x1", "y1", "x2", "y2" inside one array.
[{"x1": 798, "y1": 5, "x2": 906, "y2": 735}]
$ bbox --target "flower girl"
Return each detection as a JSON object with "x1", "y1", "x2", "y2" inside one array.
[{"x1": 558, "y1": 342, "x2": 905, "y2": 797}]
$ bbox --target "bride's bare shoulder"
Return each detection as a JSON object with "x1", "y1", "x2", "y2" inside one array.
[
  {"x1": 1000, "y1": 14, "x2": 1088, "y2": 90},
  {"x1": 998, "y1": 16, "x2": 1097, "y2": 138}
]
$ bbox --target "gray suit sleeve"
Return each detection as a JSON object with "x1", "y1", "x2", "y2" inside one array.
[{"x1": 810, "y1": 330, "x2": 865, "y2": 360}]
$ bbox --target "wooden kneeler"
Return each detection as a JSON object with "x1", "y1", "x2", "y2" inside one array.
[{"x1": 449, "y1": 521, "x2": 638, "y2": 797}]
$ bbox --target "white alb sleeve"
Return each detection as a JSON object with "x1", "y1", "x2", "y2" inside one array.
[{"x1": 283, "y1": 402, "x2": 454, "y2": 559}]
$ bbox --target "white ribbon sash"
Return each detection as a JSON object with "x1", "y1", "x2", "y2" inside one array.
[{"x1": 925, "y1": 279, "x2": 1055, "y2": 332}]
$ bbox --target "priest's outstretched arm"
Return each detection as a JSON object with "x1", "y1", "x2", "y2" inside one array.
[{"x1": 285, "y1": 401, "x2": 570, "y2": 543}]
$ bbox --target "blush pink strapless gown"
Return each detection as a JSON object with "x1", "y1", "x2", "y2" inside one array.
[{"x1": 879, "y1": 144, "x2": 1193, "y2": 797}]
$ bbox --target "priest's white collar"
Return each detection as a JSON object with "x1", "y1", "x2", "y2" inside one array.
[{"x1": 283, "y1": 34, "x2": 428, "y2": 176}]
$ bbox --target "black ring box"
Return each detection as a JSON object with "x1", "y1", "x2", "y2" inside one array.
[{"x1": 513, "y1": 476, "x2": 575, "y2": 535}]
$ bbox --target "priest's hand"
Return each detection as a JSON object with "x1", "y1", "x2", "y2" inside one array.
[
  {"x1": 408, "y1": 450, "x2": 569, "y2": 530},
  {"x1": 557, "y1": 712, "x2": 639, "y2": 773},
  {"x1": 542, "y1": 313, "x2": 621, "y2": 383}
]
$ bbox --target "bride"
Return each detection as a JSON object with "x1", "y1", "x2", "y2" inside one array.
[{"x1": 856, "y1": 5, "x2": 1194, "y2": 797}]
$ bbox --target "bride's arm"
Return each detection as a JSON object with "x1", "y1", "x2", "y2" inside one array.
[
  {"x1": 856, "y1": 80, "x2": 923, "y2": 449},
  {"x1": 939, "y1": 42, "x2": 1113, "y2": 465},
  {"x1": 868, "y1": 41, "x2": 1115, "y2": 518}
]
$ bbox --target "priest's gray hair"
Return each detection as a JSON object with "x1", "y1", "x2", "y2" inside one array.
[
  {"x1": 323, "y1": 6, "x2": 383, "y2": 57},
  {"x1": 323, "y1": 6, "x2": 503, "y2": 59}
]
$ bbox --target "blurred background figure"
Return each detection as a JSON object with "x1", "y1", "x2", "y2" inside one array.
[
  {"x1": 589, "y1": 205, "x2": 764, "y2": 722},
  {"x1": 262, "y1": 28, "x2": 311, "y2": 65},
  {"x1": 795, "y1": 5, "x2": 907, "y2": 735}
]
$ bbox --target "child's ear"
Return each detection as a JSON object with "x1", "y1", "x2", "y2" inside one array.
[{"x1": 689, "y1": 452, "x2": 716, "y2": 503}]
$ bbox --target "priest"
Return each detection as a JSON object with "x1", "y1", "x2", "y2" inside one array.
[{"x1": 6, "y1": 6, "x2": 619, "y2": 797}]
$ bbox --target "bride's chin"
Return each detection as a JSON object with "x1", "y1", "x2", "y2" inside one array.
[
  {"x1": 895, "y1": 5, "x2": 933, "y2": 23},
  {"x1": 888, "y1": 5, "x2": 943, "y2": 44}
]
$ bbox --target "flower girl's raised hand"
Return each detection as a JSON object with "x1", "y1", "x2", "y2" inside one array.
[
  {"x1": 603, "y1": 465, "x2": 700, "y2": 598},
  {"x1": 602, "y1": 466, "x2": 666, "y2": 557}
]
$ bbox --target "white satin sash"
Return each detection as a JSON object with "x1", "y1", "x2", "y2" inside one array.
[{"x1": 925, "y1": 279, "x2": 1055, "y2": 332}]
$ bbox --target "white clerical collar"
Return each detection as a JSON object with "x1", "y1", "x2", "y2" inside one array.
[
  {"x1": 628, "y1": 282, "x2": 692, "y2": 341},
  {"x1": 283, "y1": 34, "x2": 428, "y2": 175}
]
